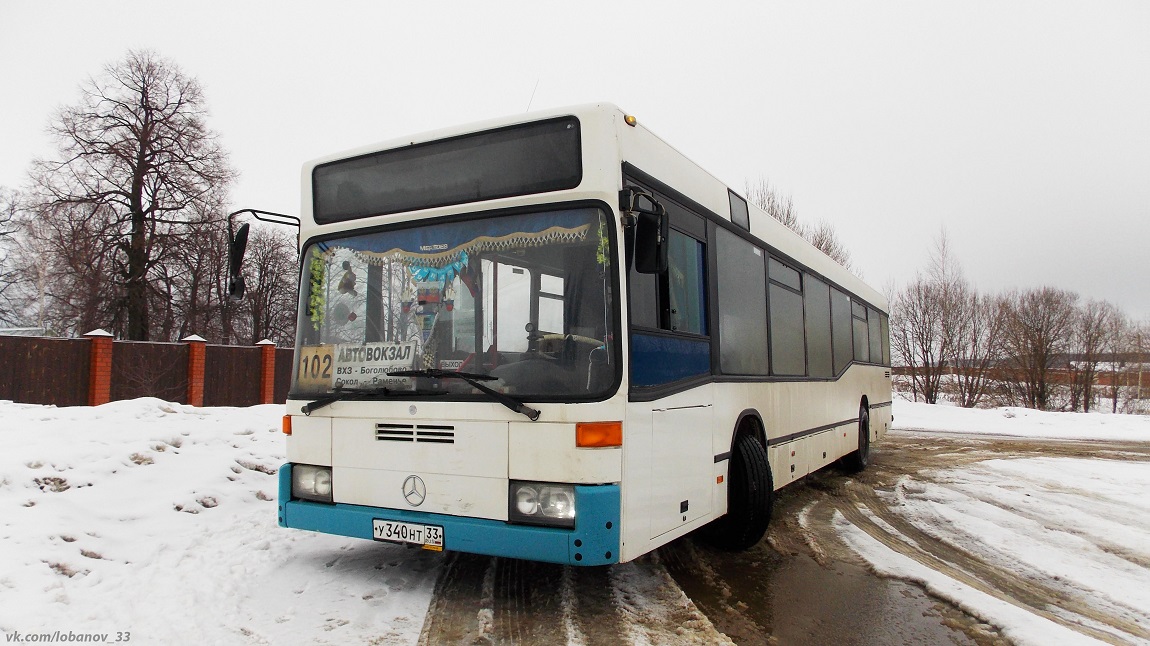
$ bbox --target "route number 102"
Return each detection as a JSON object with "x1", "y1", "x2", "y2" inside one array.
[{"x1": 298, "y1": 345, "x2": 334, "y2": 389}]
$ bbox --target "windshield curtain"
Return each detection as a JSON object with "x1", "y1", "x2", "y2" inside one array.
[{"x1": 291, "y1": 207, "x2": 618, "y2": 400}]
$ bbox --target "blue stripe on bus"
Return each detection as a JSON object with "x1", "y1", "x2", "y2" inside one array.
[
  {"x1": 630, "y1": 332, "x2": 710, "y2": 388},
  {"x1": 278, "y1": 464, "x2": 620, "y2": 566}
]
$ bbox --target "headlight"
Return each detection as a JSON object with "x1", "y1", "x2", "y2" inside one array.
[
  {"x1": 508, "y1": 481, "x2": 575, "y2": 528},
  {"x1": 292, "y1": 464, "x2": 334, "y2": 503}
]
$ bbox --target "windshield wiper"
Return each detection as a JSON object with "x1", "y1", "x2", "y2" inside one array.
[
  {"x1": 388, "y1": 368, "x2": 542, "y2": 421},
  {"x1": 300, "y1": 385, "x2": 410, "y2": 416}
]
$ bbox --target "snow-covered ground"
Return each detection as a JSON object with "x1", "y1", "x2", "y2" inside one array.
[
  {"x1": 0, "y1": 397, "x2": 731, "y2": 645},
  {"x1": 837, "y1": 400, "x2": 1150, "y2": 646},
  {"x1": 0, "y1": 399, "x2": 441, "y2": 644},
  {"x1": 2, "y1": 397, "x2": 1148, "y2": 644},
  {"x1": 892, "y1": 399, "x2": 1150, "y2": 441}
]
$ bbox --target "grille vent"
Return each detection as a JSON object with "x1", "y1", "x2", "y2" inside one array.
[{"x1": 375, "y1": 423, "x2": 455, "y2": 444}]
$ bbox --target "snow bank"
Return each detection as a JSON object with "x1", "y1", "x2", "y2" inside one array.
[
  {"x1": 893, "y1": 399, "x2": 1150, "y2": 441},
  {"x1": 0, "y1": 399, "x2": 440, "y2": 644}
]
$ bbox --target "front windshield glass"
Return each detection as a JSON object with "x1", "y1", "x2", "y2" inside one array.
[{"x1": 291, "y1": 208, "x2": 617, "y2": 400}]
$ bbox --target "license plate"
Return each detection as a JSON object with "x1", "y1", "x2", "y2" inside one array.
[{"x1": 372, "y1": 519, "x2": 444, "y2": 551}]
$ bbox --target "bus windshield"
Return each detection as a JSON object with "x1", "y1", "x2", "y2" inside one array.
[{"x1": 291, "y1": 207, "x2": 617, "y2": 401}]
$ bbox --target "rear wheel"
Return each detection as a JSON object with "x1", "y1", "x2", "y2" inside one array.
[
  {"x1": 842, "y1": 405, "x2": 870, "y2": 473},
  {"x1": 706, "y1": 432, "x2": 773, "y2": 551}
]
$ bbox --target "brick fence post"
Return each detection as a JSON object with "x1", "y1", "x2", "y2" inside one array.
[
  {"x1": 85, "y1": 329, "x2": 114, "y2": 406},
  {"x1": 257, "y1": 339, "x2": 276, "y2": 404},
  {"x1": 183, "y1": 334, "x2": 207, "y2": 407}
]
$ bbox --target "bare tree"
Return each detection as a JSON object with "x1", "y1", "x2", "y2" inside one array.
[
  {"x1": 1135, "y1": 323, "x2": 1150, "y2": 412},
  {"x1": 889, "y1": 231, "x2": 967, "y2": 404},
  {"x1": 923, "y1": 232, "x2": 989, "y2": 406},
  {"x1": 891, "y1": 280, "x2": 950, "y2": 402},
  {"x1": 951, "y1": 292, "x2": 1004, "y2": 408},
  {"x1": 243, "y1": 226, "x2": 299, "y2": 346},
  {"x1": 0, "y1": 188, "x2": 20, "y2": 324},
  {"x1": 167, "y1": 199, "x2": 234, "y2": 342},
  {"x1": 1100, "y1": 310, "x2": 1131, "y2": 414},
  {"x1": 16, "y1": 201, "x2": 124, "y2": 334},
  {"x1": 802, "y1": 220, "x2": 854, "y2": 271},
  {"x1": 27, "y1": 49, "x2": 235, "y2": 340},
  {"x1": 1067, "y1": 300, "x2": 1120, "y2": 412},
  {"x1": 1000, "y1": 287, "x2": 1079, "y2": 410},
  {"x1": 745, "y1": 177, "x2": 799, "y2": 230},
  {"x1": 744, "y1": 176, "x2": 853, "y2": 271}
]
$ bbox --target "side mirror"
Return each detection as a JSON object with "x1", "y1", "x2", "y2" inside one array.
[
  {"x1": 633, "y1": 209, "x2": 668, "y2": 274},
  {"x1": 621, "y1": 188, "x2": 668, "y2": 274},
  {"x1": 228, "y1": 222, "x2": 250, "y2": 300}
]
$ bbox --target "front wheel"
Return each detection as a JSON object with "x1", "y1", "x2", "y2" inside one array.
[
  {"x1": 705, "y1": 433, "x2": 774, "y2": 551},
  {"x1": 842, "y1": 406, "x2": 871, "y2": 473}
]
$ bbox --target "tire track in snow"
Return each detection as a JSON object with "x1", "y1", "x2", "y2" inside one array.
[
  {"x1": 927, "y1": 469, "x2": 1150, "y2": 573},
  {"x1": 817, "y1": 451, "x2": 1150, "y2": 644},
  {"x1": 417, "y1": 552, "x2": 728, "y2": 645}
]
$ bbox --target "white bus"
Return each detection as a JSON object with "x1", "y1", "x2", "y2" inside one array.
[{"x1": 270, "y1": 103, "x2": 891, "y2": 566}]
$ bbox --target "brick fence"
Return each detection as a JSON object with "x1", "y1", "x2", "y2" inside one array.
[{"x1": 0, "y1": 330, "x2": 294, "y2": 408}]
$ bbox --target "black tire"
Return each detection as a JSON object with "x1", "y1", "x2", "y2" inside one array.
[
  {"x1": 706, "y1": 433, "x2": 774, "y2": 551},
  {"x1": 842, "y1": 405, "x2": 870, "y2": 473}
]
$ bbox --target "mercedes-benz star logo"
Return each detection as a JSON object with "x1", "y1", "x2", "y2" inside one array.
[{"x1": 402, "y1": 475, "x2": 426, "y2": 507}]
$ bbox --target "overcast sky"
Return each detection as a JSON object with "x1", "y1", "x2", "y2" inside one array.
[{"x1": 2, "y1": 1, "x2": 1147, "y2": 318}]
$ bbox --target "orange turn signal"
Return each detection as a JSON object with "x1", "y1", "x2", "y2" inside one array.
[
  {"x1": 282, "y1": 415, "x2": 292, "y2": 435},
  {"x1": 576, "y1": 421, "x2": 622, "y2": 448}
]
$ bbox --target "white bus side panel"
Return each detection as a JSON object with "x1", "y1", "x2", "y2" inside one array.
[
  {"x1": 650, "y1": 404, "x2": 714, "y2": 536},
  {"x1": 621, "y1": 384, "x2": 722, "y2": 561},
  {"x1": 703, "y1": 365, "x2": 891, "y2": 490}
]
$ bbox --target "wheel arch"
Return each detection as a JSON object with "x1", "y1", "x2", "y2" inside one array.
[{"x1": 729, "y1": 408, "x2": 766, "y2": 451}]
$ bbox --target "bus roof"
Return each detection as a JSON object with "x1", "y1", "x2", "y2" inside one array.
[{"x1": 302, "y1": 102, "x2": 886, "y2": 312}]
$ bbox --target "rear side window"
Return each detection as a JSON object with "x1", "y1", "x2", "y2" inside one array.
[
  {"x1": 852, "y1": 301, "x2": 870, "y2": 362},
  {"x1": 831, "y1": 288, "x2": 852, "y2": 374},
  {"x1": 716, "y1": 227, "x2": 767, "y2": 374},
  {"x1": 768, "y1": 257, "x2": 805, "y2": 376},
  {"x1": 804, "y1": 276, "x2": 833, "y2": 378},
  {"x1": 867, "y1": 307, "x2": 882, "y2": 364}
]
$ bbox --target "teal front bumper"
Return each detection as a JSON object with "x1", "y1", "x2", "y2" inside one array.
[{"x1": 278, "y1": 464, "x2": 620, "y2": 566}]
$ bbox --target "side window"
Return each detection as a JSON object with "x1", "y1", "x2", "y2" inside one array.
[
  {"x1": 804, "y1": 276, "x2": 833, "y2": 378},
  {"x1": 880, "y1": 313, "x2": 891, "y2": 366},
  {"x1": 867, "y1": 307, "x2": 882, "y2": 365},
  {"x1": 768, "y1": 257, "x2": 806, "y2": 376},
  {"x1": 729, "y1": 191, "x2": 750, "y2": 231},
  {"x1": 625, "y1": 178, "x2": 707, "y2": 337},
  {"x1": 716, "y1": 227, "x2": 768, "y2": 374},
  {"x1": 852, "y1": 301, "x2": 870, "y2": 363},
  {"x1": 666, "y1": 230, "x2": 706, "y2": 335},
  {"x1": 626, "y1": 179, "x2": 711, "y2": 390},
  {"x1": 831, "y1": 288, "x2": 852, "y2": 374}
]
